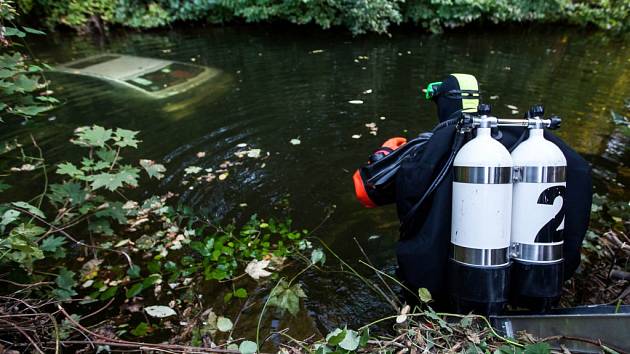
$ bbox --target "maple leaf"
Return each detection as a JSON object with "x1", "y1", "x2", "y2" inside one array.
[
  {"x1": 139, "y1": 159, "x2": 166, "y2": 180},
  {"x1": 89, "y1": 166, "x2": 139, "y2": 191},
  {"x1": 75, "y1": 126, "x2": 112, "y2": 147},
  {"x1": 56, "y1": 162, "x2": 84, "y2": 179},
  {"x1": 245, "y1": 259, "x2": 272, "y2": 280},
  {"x1": 113, "y1": 128, "x2": 140, "y2": 148}
]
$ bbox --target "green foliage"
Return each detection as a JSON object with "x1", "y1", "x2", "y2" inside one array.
[
  {"x1": 130, "y1": 321, "x2": 150, "y2": 336},
  {"x1": 1, "y1": 122, "x2": 313, "y2": 341},
  {"x1": 267, "y1": 278, "x2": 306, "y2": 316},
  {"x1": 191, "y1": 214, "x2": 307, "y2": 282},
  {"x1": 31, "y1": 0, "x2": 115, "y2": 28},
  {"x1": 53, "y1": 267, "x2": 78, "y2": 300},
  {"x1": 1, "y1": 124, "x2": 164, "y2": 301},
  {"x1": 0, "y1": 1, "x2": 56, "y2": 120},
  {"x1": 17, "y1": 0, "x2": 630, "y2": 34},
  {"x1": 238, "y1": 340, "x2": 257, "y2": 354},
  {"x1": 314, "y1": 327, "x2": 369, "y2": 353}
]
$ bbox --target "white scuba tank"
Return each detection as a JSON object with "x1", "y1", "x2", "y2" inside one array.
[
  {"x1": 510, "y1": 120, "x2": 567, "y2": 310},
  {"x1": 449, "y1": 114, "x2": 513, "y2": 314}
]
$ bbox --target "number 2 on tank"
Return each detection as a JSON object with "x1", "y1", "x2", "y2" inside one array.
[{"x1": 534, "y1": 185, "x2": 566, "y2": 243}]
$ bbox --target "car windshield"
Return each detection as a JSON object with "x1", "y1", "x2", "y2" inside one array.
[{"x1": 124, "y1": 63, "x2": 204, "y2": 92}]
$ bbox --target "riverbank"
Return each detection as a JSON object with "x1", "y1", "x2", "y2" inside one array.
[{"x1": 18, "y1": 0, "x2": 630, "y2": 35}]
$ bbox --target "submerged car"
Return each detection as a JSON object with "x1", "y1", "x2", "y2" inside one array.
[{"x1": 54, "y1": 53, "x2": 223, "y2": 99}]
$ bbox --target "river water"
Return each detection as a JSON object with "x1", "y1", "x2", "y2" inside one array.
[{"x1": 2, "y1": 24, "x2": 629, "y2": 340}]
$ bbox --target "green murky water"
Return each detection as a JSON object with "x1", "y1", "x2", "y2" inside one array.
[{"x1": 1, "y1": 24, "x2": 629, "y2": 339}]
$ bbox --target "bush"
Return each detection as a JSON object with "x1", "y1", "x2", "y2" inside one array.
[
  {"x1": 1, "y1": 1, "x2": 57, "y2": 119},
  {"x1": 17, "y1": 0, "x2": 630, "y2": 34}
]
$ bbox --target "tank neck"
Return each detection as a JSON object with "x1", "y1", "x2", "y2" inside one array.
[
  {"x1": 529, "y1": 128, "x2": 544, "y2": 138},
  {"x1": 476, "y1": 127, "x2": 492, "y2": 137}
]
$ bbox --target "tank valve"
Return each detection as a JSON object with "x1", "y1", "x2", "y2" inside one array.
[{"x1": 548, "y1": 115, "x2": 562, "y2": 130}]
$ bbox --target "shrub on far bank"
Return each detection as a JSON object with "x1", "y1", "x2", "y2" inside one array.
[{"x1": 17, "y1": 0, "x2": 630, "y2": 35}]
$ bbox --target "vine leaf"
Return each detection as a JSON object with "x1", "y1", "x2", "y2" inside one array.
[
  {"x1": 216, "y1": 316, "x2": 233, "y2": 332},
  {"x1": 239, "y1": 341, "x2": 257, "y2": 354},
  {"x1": 267, "y1": 279, "x2": 306, "y2": 316}
]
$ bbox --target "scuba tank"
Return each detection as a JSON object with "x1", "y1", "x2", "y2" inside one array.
[
  {"x1": 353, "y1": 73, "x2": 589, "y2": 315},
  {"x1": 449, "y1": 104, "x2": 513, "y2": 314},
  {"x1": 510, "y1": 105, "x2": 566, "y2": 311}
]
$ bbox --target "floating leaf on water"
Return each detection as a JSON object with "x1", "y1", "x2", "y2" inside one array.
[
  {"x1": 216, "y1": 316, "x2": 233, "y2": 332},
  {"x1": 351, "y1": 134, "x2": 361, "y2": 139},
  {"x1": 348, "y1": 100, "x2": 363, "y2": 104},
  {"x1": 290, "y1": 138, "x2": 301, "y2": 145},
  {"x1": 184, "y1": 166, "x2": 202, "y2": 175},
  {"x1": 246, "y1": 149, "x2": 262, "y2": 158},
  {"x1": 506, "y1": 104, "x2": 518, "y2": 110},
  {"x1": 144, "y1": 305, "x2": 177, "y2": 318},
  {"x1": 245, "y1": 259, "x2": 272, "y2": 280}
]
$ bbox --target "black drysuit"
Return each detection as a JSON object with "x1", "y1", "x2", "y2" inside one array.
[{"x1": 355, "y1": 75, "x2": 592, "y2": 310}]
